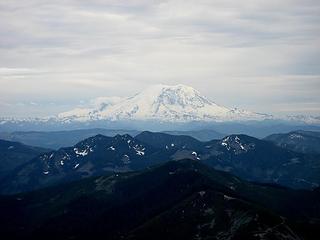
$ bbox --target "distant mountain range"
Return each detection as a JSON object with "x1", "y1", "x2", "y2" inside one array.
[
  {"x1": 0, "y1": 129, "x2": 141, "y2": 149},
  {"x1": 265, "y1": 130, "x2": 320, "y2": 154},
  {"x1": 1, "y1": 160, "x2": 319, "y2": 240},
  {"x1": 2, "y1": 131, "x2": 319, "y2": 194},
  {"x1": 1, "y1": 84, "x2": 319, "y2": 132},
  {"x1": 0, "y1": 128, "x2": 224, "y2": 149}
]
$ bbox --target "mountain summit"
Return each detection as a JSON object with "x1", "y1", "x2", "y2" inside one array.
[{"x1": 59, "y1": 84, "x2": 270, "y2": 122}]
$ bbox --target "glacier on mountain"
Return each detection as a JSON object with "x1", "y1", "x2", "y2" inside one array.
[{"x1": 58, "y1": 84, "x2": 271, "y2": 123}]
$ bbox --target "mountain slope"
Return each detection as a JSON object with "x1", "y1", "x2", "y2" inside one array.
[
  {"x1": 136, "y1": 132, "x2": 320, "y2": 189},
  {"x1": 0, "y1": 160, "x2": 319, "y2": 240},
  {"x1": 0, "y1": 134, "x2": 172, "y2": 194},
  {"x1": 135, "y1": 131, "x2": 204, "y2": 149},
  {"x1": 201, "y1": 135, "x2": 320, "y2": 189},
  {"x1": 265, "y1": 130, "x2": 320, "y2": 154},
  {"x1": 58, "y1": 84, "x2": 271, "y2": 123},
  {"x1": 0, "y1": 139, "x2": 50, "y2": 180}
]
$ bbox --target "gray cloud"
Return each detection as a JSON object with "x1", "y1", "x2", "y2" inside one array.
[{"x1": 0, "y1": 0, "x2": 319, "y2": 117}]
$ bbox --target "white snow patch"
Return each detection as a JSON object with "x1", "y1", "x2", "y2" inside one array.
[
  {"x1": 221, "y1": 136, "x2": 251, "y2": 153},
  {"x1": 108, "y1": 146, "x2": 116, "y2": 151},
  {"x1": 290, "y1": 134, "x2": 304, "y2": 140},
  {"x1": 74, "y1": 148, "x2": 89, "y2": 156},
  {"x1": 199, "y1": 191, "x2": 206, "y2": 197},
  {"x1": 62, "y1": 153, "x2": 71, "y2": 160},
  {"x1": 224, "y1": 195, "x2": 236, "y2": 201},
  {"x1": 136, "y1": 150, "x2": 145, "y2": 156},
  {"x1": 221, "y1": 136, "x2": 230, "y2": 150}
]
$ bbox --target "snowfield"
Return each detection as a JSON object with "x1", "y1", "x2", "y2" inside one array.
[{"x1": 58, "y1": 84, "x2": 271, "y2": 123}]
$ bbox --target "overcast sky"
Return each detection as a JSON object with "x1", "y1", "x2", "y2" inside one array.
[{"x1": 0, "y1": 0, "x2": 319, "y2": 118}]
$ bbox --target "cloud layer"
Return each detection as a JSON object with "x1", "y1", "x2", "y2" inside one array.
[{"x1": 0, "y1": 0, "x2": 319, "y2": 117}]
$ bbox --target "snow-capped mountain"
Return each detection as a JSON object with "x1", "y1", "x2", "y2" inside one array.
[
  {"x1": 1, "y1": 84, "x2": 319, "y2": 132},
  {"x1": 58, "y1": 96, "x2": 124, "y2": 122},
  {"x1": 58, "y1": 84, "x2": 271, "y2": 123}
]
